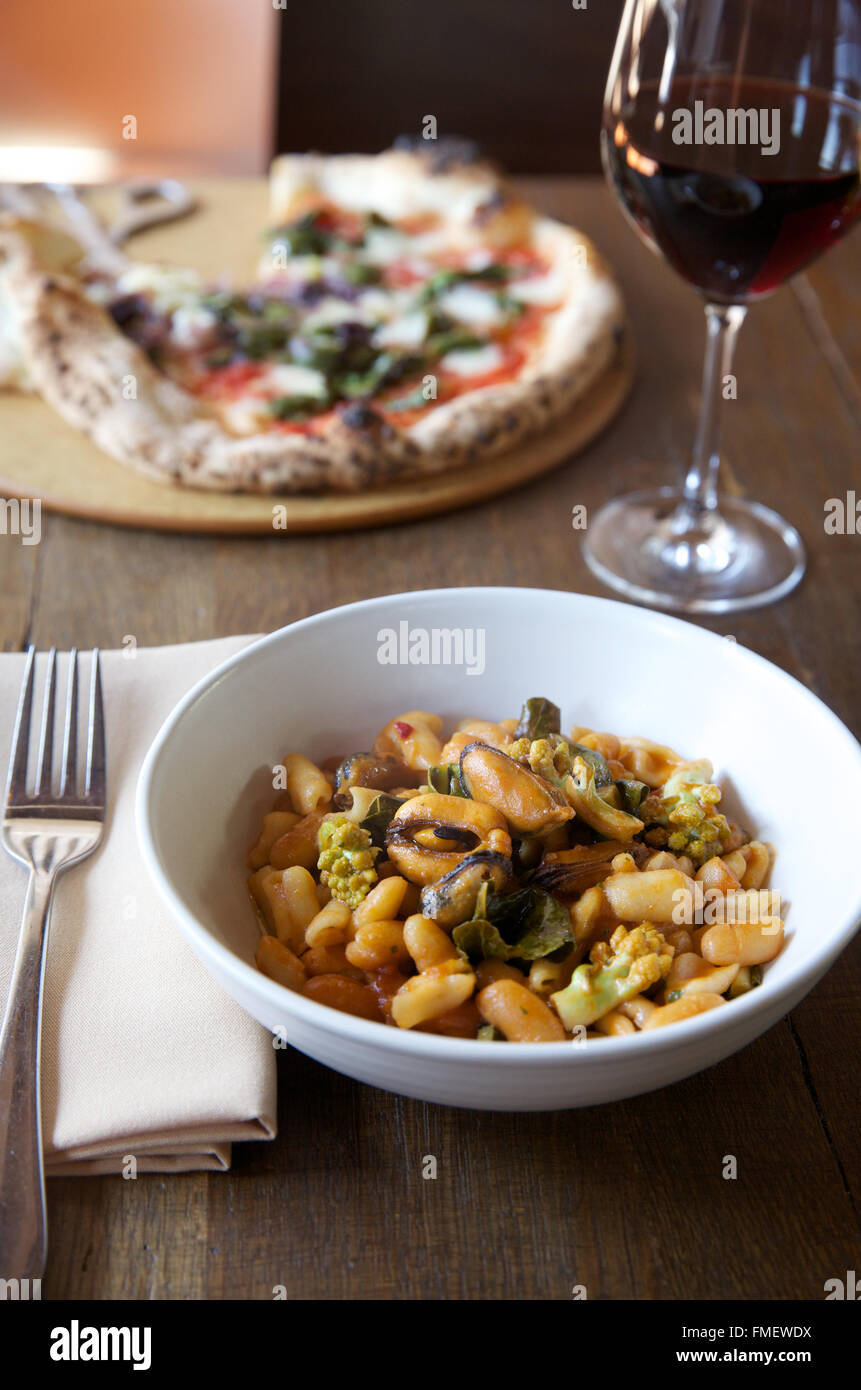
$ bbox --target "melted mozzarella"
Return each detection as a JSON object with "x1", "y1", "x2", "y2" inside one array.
[
  {"x1": 360, "y1": 226, "x2": 412, "y2": 265},
  {"x1": 507, "y1": 268, "x2": 568, "y2": 305},
  {"x1": 304, "y1": 297, "x2": 374, "y2": 330},
  {"x1": 463, "y1": 248, "x2": 496, "y2": 272},
  {"x1": 170, "y1": 305, "x2": 219, "y2": 349},
  {"x1": 437, "y1": 283, "x2": 507, "y2": 327},
  {"x1": 115, "y1": 263, "x2": 204, "y2": 313},
  {"x1": 264, "y1": 364, "x2": 328, "y2": 398},
  {"x1": 357, "y1": 286, "x2": 414, "y2": 321},
  {"x1": 439, "y1": 342, "x2": 506, "y2": 376},
  {"x1": 373, "y1": 310, "x2": 429, "y2": 349}
]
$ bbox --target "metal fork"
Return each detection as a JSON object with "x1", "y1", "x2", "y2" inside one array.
[{"x1": 0, "y1": 649, "x2": 106, "y2": 1278}]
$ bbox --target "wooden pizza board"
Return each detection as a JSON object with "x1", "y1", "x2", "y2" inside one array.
[{"x1": 0, "y1": 179, "x2": 635, "y2": 535}]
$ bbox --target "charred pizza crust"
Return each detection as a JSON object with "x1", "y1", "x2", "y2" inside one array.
[{"x1": 0, "y1": 149, "x2": 625, "y2": 493}]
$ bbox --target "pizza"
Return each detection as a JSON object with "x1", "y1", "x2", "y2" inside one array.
[{"x1": 0, "y1": 146, "x2": 625, "y2": 493}]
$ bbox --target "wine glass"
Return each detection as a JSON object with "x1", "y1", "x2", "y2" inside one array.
[{"x1": 584, "y1": 0, "x2": 861, "y2": 613}]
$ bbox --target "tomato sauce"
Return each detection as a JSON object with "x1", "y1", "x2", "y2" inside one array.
[{"x1": 193, "y1": 361, "x2": 266, "y2": 399}]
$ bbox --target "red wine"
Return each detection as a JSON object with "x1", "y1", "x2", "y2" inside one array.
[{"x1": 603, "y1": 78, "x2": 861, "y2": 302}]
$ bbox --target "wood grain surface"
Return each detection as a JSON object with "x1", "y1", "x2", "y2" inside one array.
[{"x1": 3, "y1": 177, "x2": 859, "y2": 1302}]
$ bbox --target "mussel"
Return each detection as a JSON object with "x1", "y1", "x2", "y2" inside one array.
[
  {"x1": 334, "y1": 751, "x2": 414, "y2": 795},
  {"x1": 420, "y1": 850, "x2": 512, "y2": 929},
  {"x1": 458, "y1": 741, "x2": 573, "y2": 835},
  {"x1": 534, "y1": 841, "x2": 650, "y2": 895},
  {"x1": 386, "y1": 792, "x2": 511, "y2": 886}
]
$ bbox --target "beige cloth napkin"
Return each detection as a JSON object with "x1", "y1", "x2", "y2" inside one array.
[{"x1": 0, "y1": 635, "x2": 276, "y2": 1175}]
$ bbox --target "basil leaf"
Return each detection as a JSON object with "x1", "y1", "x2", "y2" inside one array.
[
  {"x1": 514, "y1": 697, "x2": 561, "y2": 741},
  {"x1": 266, "y1": 210, "x2": 332, "y2": 256},
  {"x1": 339, "y1": 261, "x2": 383, "y2": 286},
  {"x1": 453, "y1": 918, "x2": 519, "y2": 961},
  {"x1": 420, "y1": 264, "x2": 511, "y2": 301},
  {"x1": 495, "y1": 291, "x2": 527, "y2": 318},
  {"x1": 453, "y1": 885, "x2": 573, "y2": 962},
  {"x1": 487, "y1": 886, "x2": 572, "y2": 958},
  {"x1": 360, "y1": 794, "x2": 405, "y2": 849},
  {"x1": 267, "y1": 394, "x2": 328, "y2": 421},
  {"x1": 424, "y1": 328, "x2": 484, "y2": 359},
  {"x1": 336, "y1": 350, "x2": 423, "y2": 399},
  {"x1": 236, "y1": 324, "x2": 292, "y2": 358},
  {"x1": 261, "y1": 300, "x2": 293, "y2": 321}
]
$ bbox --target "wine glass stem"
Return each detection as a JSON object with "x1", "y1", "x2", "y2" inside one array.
[{"x1": 681, "y1": 301, "x2": 747, "y2": 520}]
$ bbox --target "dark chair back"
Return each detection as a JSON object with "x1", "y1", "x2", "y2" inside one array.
[{"x1": 275, "y1": 0, "x2": 625, "y2": 173}]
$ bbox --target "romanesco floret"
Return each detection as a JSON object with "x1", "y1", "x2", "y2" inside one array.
[
  {"x1": 508, "y1": 735, "x2": 574, "y2": 785},
  {"x1": 640, "y1": 760, "x2": 731, "y2": 866},
  {"x1": 317, "y1": 813, "x2": 379, "y2": 908},
  {"x1": 551, "y1": 923, "x2": 674, "y2": 1029}
]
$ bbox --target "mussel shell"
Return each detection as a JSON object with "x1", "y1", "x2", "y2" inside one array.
[
  {"x1": 419, "y1": 850, "x2": 512, "y2": 929},
  {"x1": 533, "y1": 840, "x2": 649, "y2": 895},
  {"x1": 334, "y1": 751, "x2": 412, "y2": 792}
]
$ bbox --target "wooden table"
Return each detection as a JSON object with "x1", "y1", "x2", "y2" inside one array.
[{"x1": 3, "y1": 178, "x2": 859, "y2": 1301}]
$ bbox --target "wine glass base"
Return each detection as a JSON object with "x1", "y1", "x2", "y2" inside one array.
[{"x1": 583, "y1": 487, "x2": 806, "y2": 615}]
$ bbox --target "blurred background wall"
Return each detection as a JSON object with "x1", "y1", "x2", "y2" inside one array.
[
  {"x1": 0, "y1": 0, "x2": 278, "y2": 181},
  {"x1": 0, "y1": 0, "x2": 624, "y2": 183}
]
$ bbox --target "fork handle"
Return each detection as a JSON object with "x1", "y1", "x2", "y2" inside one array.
[{"x1": 0, "y1": 867, "x2": 56, "y2": 1279}]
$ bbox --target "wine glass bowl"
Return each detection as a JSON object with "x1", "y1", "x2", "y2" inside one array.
[{"x1": 585, "y1": 0, "x2": 861, "y2": 613}]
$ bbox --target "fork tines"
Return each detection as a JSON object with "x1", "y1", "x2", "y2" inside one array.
[{"x1": 5, "y1": 648, "x2": 105, "y2": 815}]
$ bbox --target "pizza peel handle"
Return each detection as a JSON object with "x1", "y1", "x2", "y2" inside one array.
[
  {"x1": 42, "y1": 180, "x2": 197, "y2": 274},
  {"x1": 107, "y1": 179, "x2": 197, "y2": 246}
]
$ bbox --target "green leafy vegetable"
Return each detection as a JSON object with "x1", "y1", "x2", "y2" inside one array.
[
  {"x1": 514, "y1": 697, "x2": 561, "y2": 742},
  {"x1": 426, "y1": 763, "x2": 467, "y2": 796},
  {"x1": 566, "y1": 755, "x2": 645, "y2": 838},
  {"x1": 615, "y1": 778, "x2": 649, "y2": 814},
  {"x1": 339, "y1": 261, "x2": 383, "y2": 286},
  {"x1": 423, "y1": 328, "x2": 484, "y2": 359},
  {"x1": 453, "y1": 884, "x2": 573, "y2": 962},
  {"x1": 335, "y1": 350, "x2": 423, "y2": 400},
  {"x1": 485, "y1": 886, "x2": 572, "y2": 957},
  {"x1": 566, "y1": 742, "x2": 614, "y2": 788},
  {"x1": 420, "y1": 264, "x2": 511, "y2": 302},
  {"x1": 290, "y1": 325, "x2": 377, "y2": 375},
  {"x1": 359, "y1": 793, "x2": 406, "y2": 849},
  {"x1": 453, "y1": 917, "x2": 519, "y2": 961},
  {"x1": 267, "y1": 393, "x2": 330, "y2": 421},
  {"x1": 266, "y1": 210, "x2": 333, "y2": 257}
]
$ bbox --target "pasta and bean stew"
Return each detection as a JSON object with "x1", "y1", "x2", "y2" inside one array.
[{"x1": 247, "y1": 697, "x2": 783, "y2": 1041}]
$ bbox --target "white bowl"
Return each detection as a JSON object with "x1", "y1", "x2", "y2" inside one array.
[{"x1": 136, "y1": 588, "x2": 861, "y2": 1110}]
